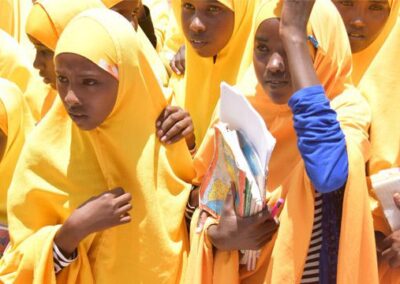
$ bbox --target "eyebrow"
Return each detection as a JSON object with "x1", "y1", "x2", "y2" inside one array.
[
  {"x1": 368, "y1": 0, "x2": 389, "y2": 3},
  {"x1": 255, "y1": 36, "x2": 269, "y2": 42}
]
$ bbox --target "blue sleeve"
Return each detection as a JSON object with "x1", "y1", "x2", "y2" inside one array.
[{"x1": 288, "y1": 85, "x2": 348, "y2": 193}]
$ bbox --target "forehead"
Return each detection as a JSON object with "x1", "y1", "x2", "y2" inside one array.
[
  {"x1": 255, "y1": 18, "x2": 280, "y2": 40},
  {"x1": 112, "y1": 0, "x2": 140, "y2": 9},
  {"x1": 55, "y1": 53, "x2": 102, "y2": 73}
]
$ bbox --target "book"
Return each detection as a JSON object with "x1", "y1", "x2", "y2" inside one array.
[
  {"x1": 370, "y1": 168, "x2": 400, "y2": 231},
  {"x1": 199, "y1": 82, "x2": 276, "y2": 270}
]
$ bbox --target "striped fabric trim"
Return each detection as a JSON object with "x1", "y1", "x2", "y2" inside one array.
[
  {"x1": 301, "y1": 193, "x2": 323, "y2": 284},
  {"x1": 53, "y1": 243, "x2": 77, "y2": 274}
]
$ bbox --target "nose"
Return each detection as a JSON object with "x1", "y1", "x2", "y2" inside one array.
[
  {"x1": 189, "y1": 15, "x2": 206, "y2": 33},
  {"x1": 64, "y1": 88, "x2": 81, "y2": 108},
  {"x1": 350, "y1": 17, "x2": 366, "y2": 29},
  {"x1": 33, "y1": 51, "x2": 44, "y2": 71},
  {"x1": 266, "y1": 52, "x2": 285, "y2": 75}
]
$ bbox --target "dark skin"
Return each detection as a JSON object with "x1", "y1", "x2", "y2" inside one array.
[
  {"x1": 158, "y1": 0, "x2": 235, "y2": 147},
  {"x1": 55, "y1": 53, "x2": 119, "y2": 131},
  {"x1": 181, "y1": 0, "x2": 234, "y2": 58},
  {"x1": 200, "y1": 0, "x2": 319, "y2": 251},
  {"x1": 376, "y1": 193, "x2": 400, "y2": 268},
  {"x1": 111, "y1": 0, "x2": 141, "y2": 30},
  {"x1": 54, "y1": 54, "x2": 132, "y2": 257},
  {"x1": 333, "y1": 0, "x2": 390, "y2": 53},
  {"x1": 28, "y1": 35, "x2": 56, "y2": 89}
]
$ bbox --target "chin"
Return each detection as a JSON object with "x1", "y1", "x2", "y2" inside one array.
[
  {"x1": 268, "y1": 90, "x2": 291, "y2": 105},
  {"x1": 192, "y1": 47, "x2": 214, "y2": 58},
  {"x1": 350, "y1": 40, "x2": 369, "y2": 53}
]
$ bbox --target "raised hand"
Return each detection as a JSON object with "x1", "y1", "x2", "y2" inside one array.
[{"x1": 280, "y1": 0, "x2": 316, "y2": 39}]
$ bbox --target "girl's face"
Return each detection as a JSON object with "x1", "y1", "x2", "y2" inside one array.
[
  {"x1": 55, "y1": 53, "x2": 119, "y2": 130},
  {"x1": 29, "y1": 35, "x2": 57, "y2": 89},
  {"x1": 253, "y1": 18, "x2": 293, "y2": 105},
  {"x1": 181, "y1": 0, "x2": 234, "y2": 57},
  {"x1": 333, "y1": 0, "x2": 390, "y2": 53},
  {"x1": 111, "y1": 0, "x2": 141, "y2": 30}
]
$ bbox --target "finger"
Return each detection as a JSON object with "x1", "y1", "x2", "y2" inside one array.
[
  {"x1": 162, "y1": 122, "x2": 189, "y2": 143},
  {"x1": 119, "y1": 213, "x2": 132, "y2": 224},
  {"x1": 109, "y1": 187, "x2": 125, "y2": 197},
  {"x1": 196, "y1": 210, "x2": 209, "y2": 234},
  {"x1": 170, "y1": 59, "x2": 181, "y2": 75},
  {"x1": 116, "y1": 203, "x2": 133, "y2": 215},
  {"x1": 381, "y1": 247, "x2": 398, "y2": 263},
  {"x1": 176, "y1": 59, "x2": 185, "y2": 74},
  {"x1": 381, "y1": 235, "x2": 395, "y2": 251},
  {"x1": 114, "y1": 192, "x2": 132, "y2": 207},
  {"x1": 394, "y1": 193, "x2": 400, "y2": 210},
  {"x1": 156, "y1": 108, "x2": 167, "y2": 129},
  {"x1": 160, "y1": 113, "x2": 187, "y2": 142}
]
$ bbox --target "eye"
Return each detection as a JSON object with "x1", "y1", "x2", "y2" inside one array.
[
  {"x1": 182, "y1": 2, "x2": 194, "y2": 10},
  {"x1": 369, "y1": 3, "x2": 384, "y2": 10},
  {"x1": 83, "y1": 78, "x2": 98, "y2": 86},
  {"x1": 339, "y1": 0, "x2": 353, "y2": 6},
  {"x1": 256, "y1": 43, "x2": 270, "y2": 53},
  {"x1": 207, "y1": 5, "x2": 221, "y2": 13},
  {"x1": 57, "y1": 75, "x2": 68, "y2": 84}
]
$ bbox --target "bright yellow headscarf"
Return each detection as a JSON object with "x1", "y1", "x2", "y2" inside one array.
[
  {"x1": 185, "y1": 1, "x2": 378, "y2": 283},
  {"x1": 23, "y1": 0, "x2": 104, "y2": 122},
  {"x1": 0, "y1": 78, "x2": 30, "y2": 225},
  {"x1": 0, "y1": 8, "x2": 194, "y2": 283},
  {"x1": 0, "y1": 29, "x2": 32, "y2": 93},
  {"x1": 352, "y1": 1, "x2": 400, "y2": 282},
  {"x1": 170, "y1": 0, "x2": 260, "y2": 151},
  {"x1": 101, "y1": 0, "x2": 170, "y2": 88}
]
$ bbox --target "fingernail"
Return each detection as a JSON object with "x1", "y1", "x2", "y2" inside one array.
[
  {"x1": 161, "y1": 136, "x2": 167, "y2": 142},
  {"x1": 156, "y1": 121, "x2": 161, "y2": 127}
]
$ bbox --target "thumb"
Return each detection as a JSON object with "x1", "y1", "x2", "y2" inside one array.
[
  {"x1": 196, "y1": 210, "x2": 209, "y2": 234},
  {"x1": 222, "y1": 182, "x2": 236, "y2": 216},
  {"x1": 109, "y1": 187, "x2": 125, "y2": 197},
  {"x1": 394, "y1": 193, "x2": 400, "y2": 210}
]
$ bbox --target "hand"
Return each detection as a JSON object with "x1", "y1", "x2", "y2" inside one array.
[
  {"x1": 54, "y1": 188, "x2": 132, "y2": 256},
  {"x1": 378, "y1": 230, "x2": 400, "y2": 268},
  {"x1": 170, "y1": 45, "x2": 186, "y2": 75},
  {"x1": 156, "y1": 106, "x2": 195, "y2": 149},
  {"x1": 207, "y1": 184, "x2": 278, "y2": 251},
  {"x1": 280, "y1": 0, "x2": 316, "y2": 40}
]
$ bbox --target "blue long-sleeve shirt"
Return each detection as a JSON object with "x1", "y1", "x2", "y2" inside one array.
[{"x1": 288, "y1": 85, "x2": 348, "y2": 193}]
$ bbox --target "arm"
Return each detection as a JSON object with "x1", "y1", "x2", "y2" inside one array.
[
  {"x1": 280, "y1": 0, "x2": 348, "y2": 193},
  {"x1": 138, "y1": 4, "x2": 158, "y2": 49}
]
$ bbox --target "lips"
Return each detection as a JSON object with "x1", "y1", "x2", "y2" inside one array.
[
  {"x1": 348, "y1": 32, "x2": 366, "y2": 40},
  {"x1": 265, "y1": 80, "x2": 289, "y2": 89},
  {"x1": 189, "y1": 38, "x2": 208, "y2": 49},
  {"x1": 68, "y1": 111, "x2": 88, "y2": 122}
]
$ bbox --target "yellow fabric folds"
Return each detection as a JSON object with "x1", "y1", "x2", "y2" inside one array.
[
  {"x1": 0, "y1": 29, "x2": 32, "y2": 92},
  {"x1": 0, "y1": 8, "x2": 195, "y2": 283},
  {"x1": 185, "y1": 0, "x2": 378, "y2": 283},
  {"x1": 102, "y1": 0, "x2": 170, "y2": 88},
  {"x1": 0, "y1": 78, "x2": 29, "y2": 225},
  {"x1": 170, "y1": 0, "x2": 259, "y2": 150},
  {"x1": 353, "y1": 2, "x2": 400, "y2": 282}
]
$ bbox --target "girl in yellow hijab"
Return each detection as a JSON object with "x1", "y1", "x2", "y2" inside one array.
[
  {"x1": 0, "y1": 78, "x2": 30, "y2": 256},
  {"x1": 158, "y1": 0, "x2": 260, "y2": 156},
  {"x1": 185, "y1": 0, "x2": 378, "y2": 283},
  {"x1": 0, "y1": 8, "x2": 195, "y2": 283},
  {"x1": 23, "y1": 0, "x2": 103, "y2": 122},
  {"x1": 333, "y1": 1, "x2": 400, "y2": 282}
]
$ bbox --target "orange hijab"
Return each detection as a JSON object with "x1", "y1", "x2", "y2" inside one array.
[{"x1": 185, "y1": 1, "x2": 378, "y2": 283}]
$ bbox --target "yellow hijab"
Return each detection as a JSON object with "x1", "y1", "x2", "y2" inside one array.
[
  {"x1": 185, "y1": 1, "x2": 378, "y2": 283},
  {"x1": 0, "y1": 29, "x2": 32, "y2": 93},
  {"x1": 353, "y1": 2, "x2": 400, "y2": 282},
  {"x1": 101, "y1": 0, "x2": 170, "y2": 88},
  {"x1": 352, "y1": 0, "x2": 400, "y2": 85},
  {"x1": 23, "y1": 0, "x2": 104, "y2": 122},
  {"x1": 0, "y1": 8, "x2": 194, "y2": 283},
  {"x1": 170, "y1": 0, "x2": 259, "y2": 150},
  {"x1": 0, "y1": 78, "x2": 30, "y2": 225}
]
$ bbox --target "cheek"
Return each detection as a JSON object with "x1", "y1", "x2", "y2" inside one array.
[{"x1": 90, "y1": 88, "x2": 118, "y2": 122}]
